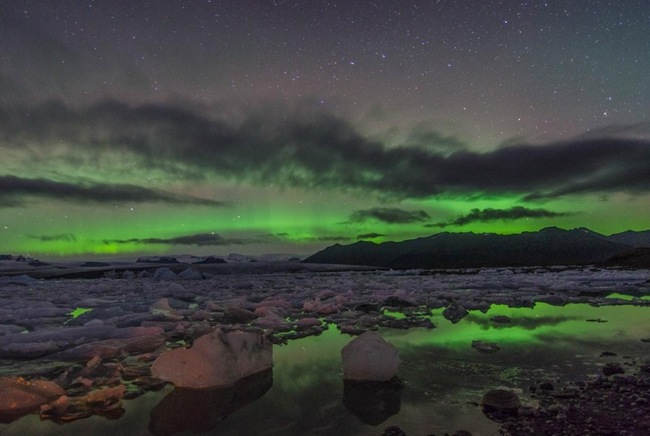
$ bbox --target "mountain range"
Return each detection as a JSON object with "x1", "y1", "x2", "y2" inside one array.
[{"x1": 303, "y1": 227, "x2": 650, "y2": 269}]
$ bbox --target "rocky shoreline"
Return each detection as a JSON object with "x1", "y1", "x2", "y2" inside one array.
[{"x1": 501, "y1": 363, "x2": 650, "y2": 435}]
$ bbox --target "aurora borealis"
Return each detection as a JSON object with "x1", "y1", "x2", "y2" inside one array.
[{"x1": 1, "y1": 1, "x2": 649, "y2": 258}]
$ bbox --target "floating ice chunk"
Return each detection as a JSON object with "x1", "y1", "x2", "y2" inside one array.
[
  {"x1": 178, "y1": 268, "x2": 203, "y2": 280},
  {"x1": 341, "y1": 331, "x2": 400, "y2": 382},
  {"x1": 0, "y1": 274, "x2": 38, "y2": 286},
  {"x1": 153, "y1": 267, "x2": 177, "y2": 281},
  {"x1": 150, "y1": 298, "x2": 182, "y2": 320},
  {"x1": 302, "y1": 299, "x2": 340, "y2": 314},
  {"x1": 40, "y1": 384, "x2": 126, "y2": 422},
  {"x1": 151, "y1": 330, "x2": 272, "y2": 388}
]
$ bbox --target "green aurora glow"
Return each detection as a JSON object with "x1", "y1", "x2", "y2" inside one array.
[
  {"x1": 1, "y1": 186, "x2": 649, "y2": 258},
  {"x1": 1, "y1": 1, "x2": 649, "y2": 259}
]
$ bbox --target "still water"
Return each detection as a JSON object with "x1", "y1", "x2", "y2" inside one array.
[{"x1": 2, "y1": 303, "x2": 649, "y2": 436}]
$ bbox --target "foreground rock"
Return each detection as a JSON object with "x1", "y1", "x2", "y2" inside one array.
[
  {"x1": 151, "y1": 330, "x2": 272, "y2": 388},
  {"x1": 341, "y1": 331, "x2": 400, "y2": 382},
  {"x1": 503, "y1": 370, "x2": 650, "y2": 435},
  {"x1": 482, "y1": 388, "x2": 521, "y2": 420},
  {"x1": 0, "y1": 377, "x2": 65, "y2": 423}
]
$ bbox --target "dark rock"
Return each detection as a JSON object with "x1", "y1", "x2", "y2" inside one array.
[
  {"x1": 442, "y1": 302, "x2": 468, "y2": 324},
  {"x1": 136, "y1": 256, "x2": 180, "y2": 264},
  {"x1": 353, "y1": 303, "x2": 381, "y2": 313},
  {"x1": 338, "y1": 324, "x2": 370, "y2": 336},
  {"x1": 28, "y1": 260, "x2": 49, "y2": 267},
  {"x1": 490, "y1": 315, "x2": 512, "y2": 324},
  {"x1": 482, "y1": 389, "x2": 520, "y2": 420},
  {"x1": 381, "y1": 317, "x2": 435, "y2": 330},
  {"x1": 193, "y1": 256, "x2": 227, "y2": 265},
  {"x1": 538, "y1": 382, "x2": 554, "y2": 391},
  {"x1": 223, "y1": 306, "x2": 258, "y2": 323},
  {"x1": 383, "y1": 296, "x2": 416, "y2": 307},
  {"x1": 537, "y1": 295, "x2": 566, "y2": 306},
  {"x1": 80, "y1": 262, "x2": 110, "y2": 267},
  {"x1": 602, "y1": 363, "x2": 625, "y2": 376},
  {"x1": 380, "y1": 426, "x2": 407, "y2": 436},
  {"x1": 471, "y1": 340, "x2": 501, "y2": 353}
]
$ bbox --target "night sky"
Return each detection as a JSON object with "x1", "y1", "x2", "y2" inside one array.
[{"x1": 1, "y1": 0, "x2": 649, "y2": 258}]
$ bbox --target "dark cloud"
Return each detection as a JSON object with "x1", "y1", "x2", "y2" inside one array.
[
  {"x1": 346, "y1": 207, "x2": 431, "y2": 224},
  {"x1": 28, "y1": 233, "x2": 77, "y2": 242},
  {"x1": 104, "y1": 233, "x2": 249, "y2": 246},
  {"x1": 314, "y1": 236, "x2": 351, "y2": 242},
  {"x1": 2, "y1": 101, "x2": 649, "y2": 201},
  {"x1": 0, "y1": 175, "x2": 225, "y2": 207},
  {"x1": 254, "y1": 232, "x2": 350, "y2": 243},
  {"x1": 406, "y1": 125, "x2": 466, "y2": 154},
  {"x1": 357, "y1": 232, "x2": 386, "y2": 239},
  {"x1": 428, "y1": 206, "x2": 575, "y2": 228},
  {"x1": 291, "y1": 235, "x2": 351, "y2": 243}
]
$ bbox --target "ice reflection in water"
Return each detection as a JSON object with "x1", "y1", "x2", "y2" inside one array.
[
  {"x1": 1, "y1": 303, "x2": 648, "y2": 435},
  {"x1": 149, "y1": 369, "x2": 273, "y2": 435}
]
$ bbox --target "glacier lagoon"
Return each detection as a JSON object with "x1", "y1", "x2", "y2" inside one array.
[{"x1": 0, "y1": 265, "x2": 649, "y2": 435}]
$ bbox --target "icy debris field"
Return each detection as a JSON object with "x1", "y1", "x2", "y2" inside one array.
[
  {"x1": 0, "y1": 264, "x2": 649, "y2": 435},
  {"x1": 1, "y1": 265, "x2": 649, "y2": 366}
]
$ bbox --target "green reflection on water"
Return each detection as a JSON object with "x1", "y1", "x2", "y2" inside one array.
[
  {"x1": 67, "y1": 307, "x2": 93, "y2": 319},
  {"x1": 382, "y1": 303, "x2": 649, "y2": 350},
  {"x1": 606, "y1": 292, "x2": 650, "y2": 301},
  {"x1": 2, "y1": 304, "x2": 648, "y2": 436}
]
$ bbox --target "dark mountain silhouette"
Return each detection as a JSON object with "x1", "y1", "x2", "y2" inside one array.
[
  {"x1": 606, "y1": 230, "x2": 650, "y2": 248},
  {"x1": 605, "y1": 247, "x2": 650, "y2": 268},
  {"x1": 303, "y1": 227, "x2": 646, "y2": 269}
]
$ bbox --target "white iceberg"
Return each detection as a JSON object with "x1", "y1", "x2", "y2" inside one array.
[{"x1": 341, "y1": 331, "x2": 400, "y2": 382}]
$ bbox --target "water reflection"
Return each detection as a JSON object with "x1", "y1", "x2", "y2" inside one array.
[
  {"x1": 149, "y1": 368, "x2": 273, "y2": 435},
  {"x1": 342, "y1": 377, "x2": 403, "y2": 425},
  {"x1": 1, "y1": 303, "x2": 648, "y2": 435}
]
